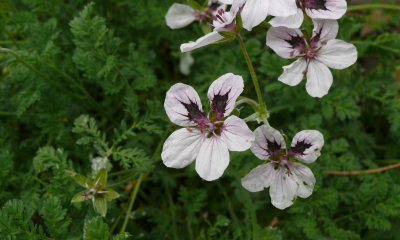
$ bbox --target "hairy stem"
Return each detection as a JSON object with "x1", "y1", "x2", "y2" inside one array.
[
  {"x1": 120, "y1": 173, "x2": 144, "y2": 233},
  {"x1": 109, "y1": 201, "x2": 129, "y2": 235},
  {"x1": 347, "y1": 4, "x2": 400, "y2": 11},
  {"x1": 323, "y1": 162, "x2": 400, "y2": 175}
]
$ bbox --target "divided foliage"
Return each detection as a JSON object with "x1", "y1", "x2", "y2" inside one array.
[{"x1": 0, "y1": 0, "x2": 399, "y2": 239}]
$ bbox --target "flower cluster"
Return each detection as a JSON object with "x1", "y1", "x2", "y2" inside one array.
[{"x1": 164, "y1": 0, "x2": 355, "y2": 209}]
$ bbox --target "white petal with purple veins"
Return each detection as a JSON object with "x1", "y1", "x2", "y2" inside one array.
[
  {"x1": 165, "y1": 83, "x2": 205, "y2": 127},
  {"x1": 165, "y1": 3, "x2": 197, "y2": 29},
  {"x1": 270, "y1": 164, "x2": 298, "y2": 209},
  {"x1": 221, "y1": 116, "x2": 255, "y2": 151},
  {"x1": 288, "y1": 162, "x2": 316, "y2": 198},
  {"x1": 241, "y1": 163, "x2": 277, "y2": 192},
  {"x1": 306, "y1": 60, "x2": 333, "y2": 98},
  {"x1": 218, "y1": 0, "x2": 234, "y2": 4},
  {"x1": 317, "y1": 39, "x2": 357, "y2": 70},
  {"x1": 310, "y1": 19, "x2": 338, "y2": 48},
  {"x1": 251, "y1": 125, "x2": 286, "y2": 160},
  {"x1": 305, "y1": 0, "x2": 347, "y2": 20},
  {"x1": 290, "y1": 130, "x2": 324, "y2": 163},
  {"x1": 278, "y1": 58, "x2": 307, "y2": 86},
  {"x1": 269, "y1": 8, "x2": 304, "y2": 29},
  {"x1": 267, "y1": 0, "x2": 297, "y2": 17},
  {"x1": 196, "y1": 136, "x2": 230, "y2": 181},
  {"x1": 266, "y1": 27, "x2": 305, "y2": 59},
  {"x1": 241, "y1": 0, "x2": 270, "y2": 31},
  {"x1": 181, "y1": 31, "x2": 224, "y2": 52},
  {"x1": 161, "y1": 128, "x2": 204, "y2": 168},
  {"x1": 207, "y1": 73, "x2": 244, "y2": 118}
]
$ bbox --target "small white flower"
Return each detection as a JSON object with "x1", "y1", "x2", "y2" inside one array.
[
  {"x1": 241, "y1": 125, "x2": 324, "y2": 209},
  {"x1": 269, "y1": 0, "x2": 347, "y2": 28},
  {"x1": 91, "y1": 156, "x2": 111, "y2": 177},
  {"x1": 162, "y1": 73, "x2": 255, "y2": 181},
  {"x1": 221, "y1": 0, "x2": 297, "y2": 31},
  {"x1": 266, "y1": 19, "x2": 357, "y2": 98},
  {"x1": 179, "y1": 52, "x2": 194, "y2": 76}
]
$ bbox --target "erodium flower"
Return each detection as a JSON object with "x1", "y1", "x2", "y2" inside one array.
[
  {"x1": 165, "y1": 1, "x2": 226, "y2": 29},
  {"x1": 219, "y1": 0, "x2": 297, "y2": 31},
  {"x1": 241, "y1": 125, "x2": 324, "y2": 209},
  {"x1": 266, "y1": 19, "x2": 357, "y2": 98},
  {"x1": 162, "y1": 73, "x2": 255, "y2": 181},
  {"x1": 269, "y1": 0, "x2": 347, "y2": 28}
]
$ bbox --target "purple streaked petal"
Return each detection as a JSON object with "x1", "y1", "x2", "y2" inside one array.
[
  {"x1": 165, "y1": 3, "x2": 197, "y2": 29},
  {"x1": 305, "y1": 0, "x2": 347, "y2": 20},
  {"x1": 267, "y1": 0, "x2": 297, "y2": 17},
  {"x1": 195, "y1": 136, "x2": 229, "y2": 181},
  {"x1": 287, "y1": 162, "x2": 316, "y2": 198},
  {"x1": 316, "y1": 39, "x2": 357, "y2": 70},
  {"x1": 165, "y1": 83, "x2": 206, "y2": 127},
  {"x1": 269, "y1": 163, "x2": 298, "y2": 209},
  {"x1": 289, "y1": 130, "x2": 324, "y2": 163},
  {"x1": 266, "y1": 26, "x2": 305, "y2": 59},
  {"x1": 278, "y1": 58, "x2": 307, "y2": 86},
  {"x1": 269, "y1": 8, "x2": 304, "y2": 29},
  {"x1": 241, "y1": 162, "x2": 277, "y2": 192},
  {"x1": 207, "y1": 73, "x2": 244, "y2": 118},
  {"x1": 161, "y1": 128, "x2": 204, "y2": 168},
  {"x1": 306, "y1": 60, "x2": 333, "y2": 98},
  {"x1": 310, "y1": 19, "x2": 338, "y2": 48},
  {"x1": 241, "y1": 0, "x2": 270, "y2": 31},
  {"x1": 250, "y1": 125, "x2": 286, "y2": 160},
  {"x1": 221, "y1": 116, "x2": 255, "y2": 151},
  {"x1": 181, "y1": 31, "x2": 224, "y2": 52}
]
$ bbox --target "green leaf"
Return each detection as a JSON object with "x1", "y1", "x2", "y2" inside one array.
[
  {"x1": 93, "y1": 195, "x2": 107, "y2": 217},
  {"x1": 83, "y1": 216, "x2": 109, "y2": 240},
  {"x1": 40, "y1": 197, "x2": 71, "y2": 239},
  {"x1": 187, "y1": 0, "x2": 202, "y2": 10}
]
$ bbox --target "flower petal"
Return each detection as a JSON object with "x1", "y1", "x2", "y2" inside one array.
[
  {"x1": 316, "y1": 39, "x2": 357, "y2": 70},
  {"x1": 180, "y1": 52, "x2": 195, "y2": 76},
  {"x1": 181, "y1": 31, "x2": 224, "y2": 52},
  {"x1": 278, "y1": 58, "x2": 307, "y2": 86},
  {"x1": 250, "y1": 125, "x2": 286, "y2": 160},
  {"x1": 288, "y1": 162, "x2": 316, "y2": 198},
  {"x1": 270, "y1": 164, "x2": 298, "y2": 209},
  {"x1": 310, "y1": 19, "x2": 338, "y2": 48},
  {"x1": 218, "y1": 0, "x2": 234, "y2": 4},
  {"x1": 162, "y1": 128, "x2": 204, "y2": 168},
  {"x1": 195, "y1": 136, "x2": 229, "y2": 181},
  {"x1": 289, "y1": 130, "x2": 324, "y2": 163},
  {"x1": 165, "y1": 3, "x2": 197, "y2": 29},
  {"x1": 269, "y1": 8, "x2": 304, "y2": 29},
  {"x1": 221, "y1": 116, "x2": 255, "y2": 151},
  {"x1": 305, "y1": 0, "x2": 347, "y2": 20},
  {"x1": 306, "y1": 60, "x2": 333, "y2": 98},
  {"x1": 207, "y1": 73, "x2": 244, "y2": 118},
  {"x1": 241, "y1": 163, "x2": 277, "y2": 192},
  {"x1": 241, "y1": 0, "x2": 270, "y2": 31},
  {"x1": 165, "y1": 83, "x2": 206, "y2": 127},
  {"x1": 267, "y1": 0, "x2": 297, "y2": 17},
  {"x1": 266, "y1": 26, "x2": 305, "y2": 59}
]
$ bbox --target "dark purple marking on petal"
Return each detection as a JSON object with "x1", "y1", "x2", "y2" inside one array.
[
  {"x1": 289, "y1": 140, "x2": 312, "y2": 155},
  {"x1": 180, "y1": 100, "x2": 207, "y2": 123},
  {"x1": 285, "y1": 34, "x2": 305, "y2": 51},
  {"x1": 305, "y1": 0, "x2": 328, "y2": 10},
  {"x1": 265, "y1": 138, "x2": 282, "y2": 156},
  {"x1": 209, "y1": 2, "x2": 223, "y2": 13},
  {"x1": 211, "y1": 89, "x2": 230, "y2": 119}
]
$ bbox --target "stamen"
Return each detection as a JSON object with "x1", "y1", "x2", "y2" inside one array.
[
  {"x1": 186, "y1": 127, "x2": 193, "y2": 132},
  {"x1": 284, "y1": 164, "x2": 293, "y2": 176},
  {"x1": 321, "y1": 41, "x2": 327, "y2": 45},
  {"x1": 302, "y1": 69, "x2": 308, "y2": 74},
  {"x1": 290, "y1": 51, "x2": 295, "y2": 57}
]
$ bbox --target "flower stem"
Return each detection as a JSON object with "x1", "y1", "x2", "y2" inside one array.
[
  {"x1": 347, "y1": 4, "x2": 400, "y2": 11},
  {"x1": 236, "y1": 34, "x2": 270, "y2": 126},
  {"x1": 323, "y1": 162, "x2": 400, "y2": 175},
  {"x1": 120, "y1": 173, "x2": 144, "y2": 233}
]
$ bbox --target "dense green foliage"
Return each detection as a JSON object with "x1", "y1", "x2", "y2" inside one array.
[{"x1": 1, "y1": 0, "x2": 400, "y2": 239}]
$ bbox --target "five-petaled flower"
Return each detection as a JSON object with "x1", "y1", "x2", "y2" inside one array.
[
  {"x1": 266, "y1": 19, "x2": 357, "y2": 97},
  {"x1": 269, "y1": 0, "x2": 347, "y2": 29},
  {"x1": 241, "y1": 125, "x2": 324, "y2": 209},
  {"x1": 162, "y1": 73, "x2": 255, "y2": 181},
  {"x1": 165, "y1": 1, "x2": 226, "y2": 29},
  {"x1": 219, "y1": 0, "x2": 298, "y2": 31}
]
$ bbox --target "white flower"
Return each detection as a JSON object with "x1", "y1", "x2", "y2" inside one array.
[
  {"x1": 221, "y1": 0, "x2": 297, "y2": 31},
  {"x1": 162, "y1": 73, "x2": 255, "y2": 181},
  {"x1": 269, "y1": 0, "x2": 347, "y2": 28},
  {"x1": 241, "y1": 125, "x2": 324, "y2": 209},
  {"x1": 165, "y1": 1, "x2": 226, "y2": 29},
  {"x1": 91, "y1": 156, "x2": 112, "y2": 177},
  {"x1": 180, "y1": 8, "x2": 238, "y2": 52},
  {"x1": 179, "y1": 52, "x2": 195, "y2": 75},
  {"x1": 266, "y1": 19, "x2": 357, "y2": 98}
]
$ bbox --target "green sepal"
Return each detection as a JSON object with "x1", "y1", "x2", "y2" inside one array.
[
  {"x1": 74, "y1": 173, "x2": 93, "y2": 188},
  {"x1": 95, "y1": 168, "x2": 108, "y2": 186},
  {"x1": 202, "y1": 0, "x2": 209, "y2": 8},
  {"x1": 208, "y1": 111, "x2": 217, "y2": 121},
  {"x1": 218, "y1": 30, "x2": 235, "y2": 38},
  {"x1": 229, "y1": 108, "x2": 240, "y2": 117},
  {"x1": 213, "y1": 35, "x2": 235, "y2": 45},
  {"x1": 301, "y1": 29, "x2": 311, "y2": 42},
  {"x1": 187, "y1": 0, "x2": 202, "y2": 10},
  {"x1": 71, "y1": 190, "x2": 94, "y2": 203},
  {"x1": 235, "y1": 11, "x2": 243, "y2": 33},
  {"x1": 303, "y1": 13, "x2": 313, "y2": 25},
  {"x1": 280, "y1": 130, "x2": 290, "y2": 152},
  {"x1": 100, "y1": 188, "x2": 120, "y2": 200},
  {"x1": 201, "y1": 22, "x2": 212, "y2": 35},
  {"x1": 93, "y1": 195, "x2": 107, "y2": 217}
]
